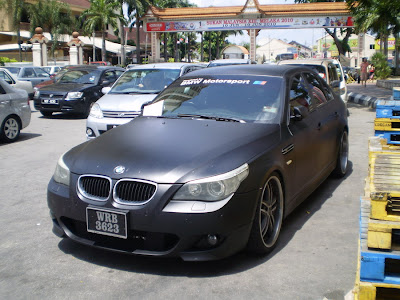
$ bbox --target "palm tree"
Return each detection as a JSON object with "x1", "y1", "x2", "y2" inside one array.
[
  {"x1": 29, "y1": 0, "x2": 75, "y2": 63},
  {"x1": 5, "y1": 0, "x2": 25, "y2": 62},
  {"x1": 81, "y1": 0, "x2": 126, "y2": 62}
]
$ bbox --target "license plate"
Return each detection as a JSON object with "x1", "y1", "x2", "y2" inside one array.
[
  {"x1": 86, "y1": 207, "x2": 127, "y2": 239},
  {"x1": 42, "y1": 99, "x2": 58, "y2": 104}
]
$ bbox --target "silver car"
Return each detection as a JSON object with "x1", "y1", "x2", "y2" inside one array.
[
  {"x1": 86, "y1": 63, "x2": 205, "y2": 139},
  {"x1": 0, "y1": 79, "x2": 31, "y2": 142}
]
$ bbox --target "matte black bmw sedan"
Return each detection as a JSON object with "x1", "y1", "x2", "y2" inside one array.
[{"x1": 47, "y1": 65, "x2": 349, "y2": 261}]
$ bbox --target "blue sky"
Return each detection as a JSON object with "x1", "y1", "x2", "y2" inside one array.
[{"x1": 187, "y1": 0, "x2": 327, "y2": 47}]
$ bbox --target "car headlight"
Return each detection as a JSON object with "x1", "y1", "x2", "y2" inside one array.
[
  {"x1": 173, "y1": 164, "x2": 249, "y2": 202},
  {"x1": 66, "y1": 92, "x2": 83, "y2": 100},
  {"x1": 53, "y1": 153, "x2": 70, "y2": 186},
  {"x1": 89, "y1": 103, "x2": 103, "y2": 119},
  {"x1": 34, "y1": 90, "x2": 40, "y2": 99}
]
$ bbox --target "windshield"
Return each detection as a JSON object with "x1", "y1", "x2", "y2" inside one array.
[
  {"x1": 109, "y1": 69, "x2": 180, "y2": 94},
  {"x1": 4, "y1": 67, "x2": 20, "y2": 75},
  {"x1": 58, "y1": 69, "x2": 100, "y2": 84},
  {"x1": 143, "y1": 75, "x2": 283, "y2": 124}
]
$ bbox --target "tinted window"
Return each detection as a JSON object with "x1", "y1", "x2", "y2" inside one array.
[
  {"x1": 0, "y1": 71, "x2": 13, "y2": 83},
  {"x1": 144, "y1": 75, "x2": 283, "y2": 123},
  {"x1": 289, "y1": 74, "x2": 312, "y2": 112},
  {"x1": 59, "y1": 69, "x2": 101, "y2": 84}
]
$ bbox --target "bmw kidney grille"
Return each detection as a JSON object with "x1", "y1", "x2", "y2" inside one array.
[{"x1": 78, "y1": 175, "x2": 157, "y2": 205}]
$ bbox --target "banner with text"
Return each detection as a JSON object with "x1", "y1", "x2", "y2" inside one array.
[{"x1": 145, "y1": 16, "x2": 354, "y2": 32}]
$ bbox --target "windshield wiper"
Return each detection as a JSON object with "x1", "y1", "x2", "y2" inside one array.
[{"x1": 177, "y1": 114, "x2": 245, "y2": 123}]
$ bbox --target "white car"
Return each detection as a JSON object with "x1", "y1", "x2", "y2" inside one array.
[
  {"x1": 0, "y1": 68, "x2": 34, "y2": 99},
  {"x1": 0, "y1": 79, "x2": 31, "y2": 142},
  {"x1": 207, "y1": 59, "x2": 257, "y2": 67},
  {"x1": 42, "y1": 66, "x2": 62, "y2": 76},
  {"x1": 277, "y1": 59, "x2": 347, "y2": 103},
  {"x1": 86, "y1": 62, "x2": 205, "y2": 139}
]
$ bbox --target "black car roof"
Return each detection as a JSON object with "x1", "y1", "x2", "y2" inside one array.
[{"x1": 182, "y1": 64, "x2": 309, "y2": 78}]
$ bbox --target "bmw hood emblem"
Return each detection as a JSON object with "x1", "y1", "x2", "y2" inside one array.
[{"x1": 114, "y1": 165, "x2": 126, "y2": 174}]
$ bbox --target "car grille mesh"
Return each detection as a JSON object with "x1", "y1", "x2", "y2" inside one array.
[
  {"x1": 79, "y1": 176, "x2": 110, "y2": 200},
  {"x1": 103, "y1": 111, "x2": 140, "y2": 118},
  {"x1": 78, "y1": 176, "x2": 156, "y2": 205},
  {"x1": 115, "y1": 180, "x2": 156, "y2": 204}
]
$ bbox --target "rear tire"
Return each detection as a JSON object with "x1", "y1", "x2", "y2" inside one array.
[
  {"x1": 247, "y1": 172, "x2": 284, "y2": 255},
  {"x1": 0, "y1": 115, "x2": 20, "y2": 142},
  {"x1": 332, "y1": 130, "x2": 349, "y2": 178}
]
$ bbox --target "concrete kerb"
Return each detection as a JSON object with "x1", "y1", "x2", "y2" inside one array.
[{"x1": 347, "y1": 92, "x2": 382, "y2": 109}]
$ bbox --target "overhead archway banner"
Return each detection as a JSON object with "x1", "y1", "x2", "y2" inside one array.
[{"x1": 145, "y1": 16, "x2": 354, "y2": 32}]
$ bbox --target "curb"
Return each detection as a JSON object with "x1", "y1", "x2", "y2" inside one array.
[{"x1": 347, "y1": 92, "x2": 381, "y2": 108}]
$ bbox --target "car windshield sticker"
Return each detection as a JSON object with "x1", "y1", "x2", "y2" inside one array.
[
  {"x1": 262, "y1": 106, "x2": 278, "y2": 113},
  {"x1": 180, "y1": 78, "x2": 251, "y2": 86},
  {"x1": 253, "y1": 81, "x2": 267, "y2": 85},
  {"x1": 89, "y1": 76, "x2": 95, "y2": 82}
]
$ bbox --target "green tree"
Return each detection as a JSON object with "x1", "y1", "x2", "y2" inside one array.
[
  {"x1": 29, "y1": 0, "x2": 75, "y2": 63},
  {"x1": 371, "y1": 52, "x2": 392, "y2": 79},
  {"x1": 347, "y1": 0, "x2": 400, "y2": 57},
  {"x1": 82, "y1": 0, "x2": 126, "y2": 62},
  {"x1": 295, "y1": 0, "x2": 353, "y2": 57},
  {"x1": 5, "y1": 0, "x2": 26, "y2": 62}
]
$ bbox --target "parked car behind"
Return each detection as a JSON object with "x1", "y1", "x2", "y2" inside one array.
[
  {"x1": 48, "y1": 65, "x2": 349, "y2": 261},
  {"x1": 208, "y1": 58, "x2": 257, "y2": 67},
  {"x1": 42, "y1": 66, "x2": 62, "y2": 76},
  {"x1": 3, "y1": 66, "x2": 50, "y2": 87},
  {"x1": 0, "y1": 79, "x2": 31, "y2": 142},
  {"x1": 277, "y1": 59, "x2": 347, "y2": 103},
  {"x1": 0, "y1": 68, "x2": 34, "y2": 99},
  {"x1": 33, "y1": 65, "x2": 124, "y2": 117},
  {"x1": 86, "y1": 62, "x2": 205, "y2": 139}
]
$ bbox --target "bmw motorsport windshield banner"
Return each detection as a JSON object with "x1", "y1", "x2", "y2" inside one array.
[{"x1": 145, "y1": 16, "x2": 354, "y2": 32}]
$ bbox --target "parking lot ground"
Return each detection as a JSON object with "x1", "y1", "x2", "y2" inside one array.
[{"x1": 0, "y1": 102, "x2": 376, "y2": 300}]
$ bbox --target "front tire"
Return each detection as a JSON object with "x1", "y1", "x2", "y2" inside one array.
[
  {"x1": 247, "y1": 172, "x2": 284, "y2": 255},
  {"x1": 0, "y1": 115, "x2": 21, "y2": 142},
  {"x1": 332, "y1": 130, "x2": 349, "y2": 178},
  {"x1": 40, "y1": 110, "x2": 53, "y2": 117}
]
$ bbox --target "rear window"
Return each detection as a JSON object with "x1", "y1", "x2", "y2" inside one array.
[
  {"x1": 143, "y1": 75, "x2": 283, "y2": 124},
  {"x1": 4, "y1": 67, "x2": 20, "y2": 75}
]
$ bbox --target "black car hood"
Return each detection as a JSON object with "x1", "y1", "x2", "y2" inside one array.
[
  {"x1": 39, "y1": 82, "x2": 93, "y2": 93},
  {"x1": 66, "y1": 117, "x2": 281, "y2": 184}
]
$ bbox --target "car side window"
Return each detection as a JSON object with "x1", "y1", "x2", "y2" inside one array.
[
  {"x1": 289, "y1": 74, "x2": 312, "y2": 115},
  {"x1": 303, "y1": 72, "x2": 328, "y2": 106},
  {"x1": 0, "y1": 84, "x2": 6, "y2": 94},
  {"x1": 22, "y1": 68, "x2": 35, "y2": 78},
  {"x1": 115, "y1": 70, "x2": 124, "y2": 78},
  {"x1": 35, "y1": 68, "x2": 50, "y2": 77},
  {"x1": 0, "y1": 71, "x2": 14, "y2": 84},
  {"x1": 328, "y1": 63, "x2": 339, "y2": 82},
  {"x1": 101, "y1": 71, "x2": 116, "y2": 83}
]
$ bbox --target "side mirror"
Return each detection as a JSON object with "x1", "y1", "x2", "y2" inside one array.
[
  {"x1": 331, "y1": 80, "x2": 340, "y2": 89},
  {"x1": 291, "y1": 106, "x2": 308, "y2": 121},
  {"x1": 101, "y1": 87, "x2": 111, "y2": 94}
]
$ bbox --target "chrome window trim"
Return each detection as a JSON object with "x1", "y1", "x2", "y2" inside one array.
[
  {"x1": 113, "y1": 178, "x2": 158, "y2": 206},
  {"x1": 77, "y1": 174, "x2": 112, "y2": 202}
]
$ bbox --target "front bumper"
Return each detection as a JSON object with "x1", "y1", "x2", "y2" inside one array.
[
  {"x1": 47, "y1": 177, "x2": 258, "y2": 261},
  {"x1": 86, "y1": 115, "x2": 133, "y2": 139},
  {"x1": 34, "y1": 97, "x2": 86, "y2": 114}
]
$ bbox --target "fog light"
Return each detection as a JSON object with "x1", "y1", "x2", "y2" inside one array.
[
  {"x1": 207, "y1": 234, "x2": 218, "y2": 246},
  {"x1": 86, "y1": 127, "x2": 94, "y2": 137}
]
